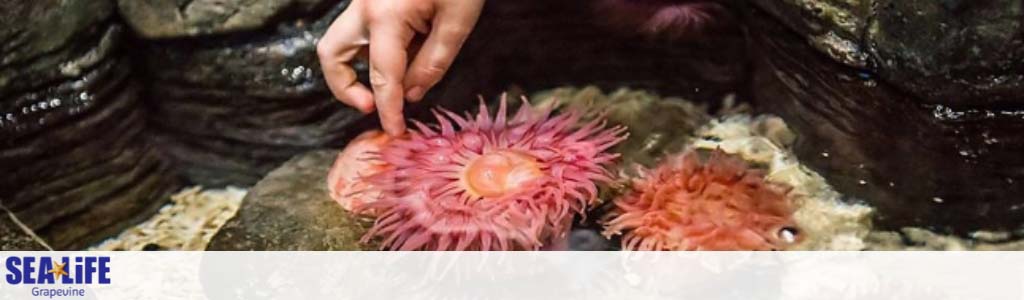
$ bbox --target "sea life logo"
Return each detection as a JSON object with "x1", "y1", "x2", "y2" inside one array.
[{"x1": 4, "y1": 255, "x2": 110, "y2": 298}]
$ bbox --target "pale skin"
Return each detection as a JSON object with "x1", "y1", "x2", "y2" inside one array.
[{"x1": 317, "y1": 0, "x2": 486, "y2": 136}]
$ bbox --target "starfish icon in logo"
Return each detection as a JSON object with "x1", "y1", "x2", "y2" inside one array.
[{"x1": 47, "y1": 260, "x2": 68, "y2": 280}]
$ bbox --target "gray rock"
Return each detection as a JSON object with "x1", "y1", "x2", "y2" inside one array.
[
  {"x1": 0, "y1": 0, "x2": 114, "y2": 96},
  {"x1": 0, "y1": 55, "x2": 181, "y2": 250},
  {"x1": 144, "y1": 1, "x2": 369, "y2": 187},
  {"x1": 0, "y1": 1, "x2": 180, "y2": 249},
  {"x1": 0, "y1": 210, "x2": 47, "y2": 251},
  {"x1": 748, "y1": 0, "x2": 1024, "y2": 105},
  {"x1": 568, "y1": 229, "x2": 613, "y2": 251},
  {"x1": 207, "y1": 150, "x2": 372, "y2": 250},
  {"x1": 747, "y1": 7, "x2": 1024, "y2": 234},
  {"x1": 118, "y1": 0, "x2": 334, "y2": 38}
]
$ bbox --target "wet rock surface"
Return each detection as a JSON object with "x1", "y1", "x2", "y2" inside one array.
[
  {"x1": 747, "y1": 8, "x2": 1024, "y2": 234},
  {"x1": 0, "y1": 211, "x2": 47, "y2": 251},
  {"x1": 144, "y1": 1, "x2": 370, "y2": 187},
  {"x1": 748, "y1": 0, "x2": 1024, "y2": 105},
  {"x1": 118, "y1": 0, "x2": 335, "y2": 39},
  {"x1": 0, "y1": 0, "x2": 180, "y2": 249},
  {"x1": 207, "y1": 150, "x2": 372, "y2": 250},
  {"x1": 0, "y1": 0, "x2": 115, "y2": 94}
]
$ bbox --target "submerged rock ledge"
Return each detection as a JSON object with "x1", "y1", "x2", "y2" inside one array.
[{"x1": 207, "y1": 150, "x2": 371, "y2": 251}]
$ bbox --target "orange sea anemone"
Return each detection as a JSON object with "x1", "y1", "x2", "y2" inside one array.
[
  {"x1": 602, "y1": 149, "x2": 799, "y2": 250},
  {"x1": 329, "y1": 96, "x2": 627, "y2": 250}
]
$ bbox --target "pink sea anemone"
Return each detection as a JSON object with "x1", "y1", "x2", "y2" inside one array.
[
  {"x1": 337, "y1": 96, "x2": 627, "y2": 251},
  {"x1": 594, "y1": 0, "x2": 726, "y2": 39},
  {"x1": 602, "y1": 149, "x2": 799, "y2": 251}
]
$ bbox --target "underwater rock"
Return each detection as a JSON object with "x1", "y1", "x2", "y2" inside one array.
[
  {"x1": 747, "y1": 9, "x2": 1024, "y2": 234},
  {"x1": 748, "y1": 0, "x2": 1024, "y2": 105},
  {"x1": 0, "y1": 0, "x2": 114, "y2": 94},
  {"x1": 143, "y1": 1, "x2": 369, "y2": 187},
  {"x1": 0, "y1": 212, "x2": 47, "y2": 251},
  {"x1": 532, "y1": 86, "x2": 711, "y2": 169},
  {"x1": 568, "y1": 229, "x2": 613, "y2": 251},
  {"x1": 865, "y1": 227, "x2": 1024, "y2": 251},
  {"x1": 118, "y1": 0, "x2": 336, "y2": 39},
  {"x1": 207, "y1": 150, "x2": 372, "y2": 250},
  {"x1": 1, "y1": 1, "x2": 180, "y2": 249}
]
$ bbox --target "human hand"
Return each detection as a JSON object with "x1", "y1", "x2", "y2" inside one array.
[{"x1": 317, "y1": 0, "x2": 485, "y2": 136}]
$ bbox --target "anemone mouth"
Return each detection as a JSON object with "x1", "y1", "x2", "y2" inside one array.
[{"x1": 461, "y1": 149, "x2": 544, "y2": 199}]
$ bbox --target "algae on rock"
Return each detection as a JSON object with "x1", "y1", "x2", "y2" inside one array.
[{"x1": 532, "y1": 86, "x2": 711, "y2": 169}]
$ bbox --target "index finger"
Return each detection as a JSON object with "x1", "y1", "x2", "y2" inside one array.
[{"x1": 368, "y1": 20, "x2": 415, "y2": 136}]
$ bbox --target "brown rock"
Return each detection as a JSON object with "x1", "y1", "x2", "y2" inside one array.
[
  {"x1": 0, "y1": 0, "x2": 115, "y2": 94},
  {"x1": 747, "y1": 8, "x2": 1024, "y2": 234},
  {"x1": 118, "y1": 0, "x2": 336, "y2": 38},
  {"x1": 1, "y1": 2, "x2": 181, "y2": 249},
  {"x1": 748, "y1": 0, "x2": 1024, "y2": 106},
  {"x1": 143, "y1": 1, "x2": 369, "y2": 187}
]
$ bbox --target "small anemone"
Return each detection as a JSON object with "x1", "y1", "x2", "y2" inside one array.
[
  {"x1": 593, "y1": 0, "x2": 728, "y2": 40},
  {"x1": 603, "y1": 149, "x2": 799, "y2": 250}
]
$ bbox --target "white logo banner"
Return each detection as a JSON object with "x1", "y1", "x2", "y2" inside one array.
[{"x1": 1, "y1": 251, "x2": 1020, "y2": 300}]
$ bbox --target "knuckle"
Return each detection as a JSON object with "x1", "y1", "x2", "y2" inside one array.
[
  {"x1": 364, "y1": 2, "x2": 399, "y2": 24},
  {"x1": 315, "y1": 41, "x2": 332, "y2": 59},
  {"x1": 419, "y1": 63, "x2": 448, "y2": 79}
]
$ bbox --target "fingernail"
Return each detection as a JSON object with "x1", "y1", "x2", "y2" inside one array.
[
  {"x1": 406, "y1": 86, "x2": 425, "y2": 101},
  {"x1": 358, "y1": 105, "x2": 374, "y2": 114},
  {"x1": 356, "y1": 100, "x2": 375, "y2": 114}
]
